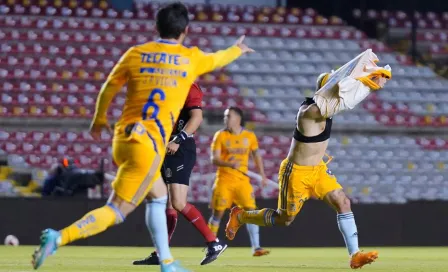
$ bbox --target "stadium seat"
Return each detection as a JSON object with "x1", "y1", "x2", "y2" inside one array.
[{"x1": 1, "y1": 2, "x2": 447, "y2": 200}]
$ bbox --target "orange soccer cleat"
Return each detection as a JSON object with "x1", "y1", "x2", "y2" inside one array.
[
  {"x1": 225, "y1": 206, "x2": 244, "y2": 240},
  {"x1": 253, "y1": 248, "x2": 270, "y2": 257},
  {"x1": 350, "y1": 250, "x2": 379, "y2": 269}
]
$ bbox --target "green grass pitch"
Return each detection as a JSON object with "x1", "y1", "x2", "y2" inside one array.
[{"x1": 1, "y1": 246, "x2": 447, "y2": 272}]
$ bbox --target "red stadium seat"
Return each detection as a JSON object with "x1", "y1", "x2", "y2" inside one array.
[{"x1": 0, "y1": 2, "x2": 446, "y2": 203}]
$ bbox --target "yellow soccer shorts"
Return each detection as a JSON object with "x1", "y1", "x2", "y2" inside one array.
[
  {"x1": 210, "y1": 176, "x2": 256, "y2": 211},
  {"x1": 277, "y1": 159, "x2": 342, "y2": 216},
  {"x1": 111, "y1": 124, "x2": 163, "y2": 206}
]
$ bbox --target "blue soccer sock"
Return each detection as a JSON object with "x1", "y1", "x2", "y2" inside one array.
[
  {"x1": 246, "y1": 224, "x2": 260, "y2": 250},
  {"x1": 146, "y1": 196, "x2": 173, "y2": 263},
  {"x1": 337, "y1": 212, "x2": 360, "y2": 255}
]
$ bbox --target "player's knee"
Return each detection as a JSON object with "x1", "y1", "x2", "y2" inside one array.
[
  {"x1": 105, "y1": 203, "x2": 126, "y2": 223},
  {"x1": 334, "y1": 193, "x2": 351, "y2": 213},
  {"x1": 171, "y1": 198, "x2": 187, "y2": 212},
  {"x1": 275, "y1": 210, "x2": 295, "y2": 226},
  {"x1": 341, "y1": 196, "x2": 351, "y2": 211},
  {"x1": 108, "y1": 193, "x2": 135, "y2": 218},
  {"x1": 283, "y1": 215, "x2": 296, "y2": 226},
  {"x1": 277, "y1": 219, "x2": 294, "y2": 227},
  {"x1": 326, "y1": 189, "x2": 351, "y2": 213}
]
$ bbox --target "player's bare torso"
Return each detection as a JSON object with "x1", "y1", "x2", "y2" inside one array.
[{"x1": 287, "y1": 105, "x2": 329, "y2": 166}]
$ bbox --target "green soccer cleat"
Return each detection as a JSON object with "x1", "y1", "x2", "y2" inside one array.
[{"x1": 32, "y1": 229, "x2": 60, "y2": 270}]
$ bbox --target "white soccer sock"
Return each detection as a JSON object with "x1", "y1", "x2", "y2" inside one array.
[
  {"x1": 246, "y1": 224, "x2": 260, "y2": 250},
  {"x1": 337, "y1": 212, "x2": 360, "y2": 255},
  {"x1": 146, "y1": 196, "x2": 173, "y2": 262}
]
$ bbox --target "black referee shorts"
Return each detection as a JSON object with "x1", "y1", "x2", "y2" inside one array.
[{"x1": 161, "y1": 138, "x2": 196, "y2": 186}]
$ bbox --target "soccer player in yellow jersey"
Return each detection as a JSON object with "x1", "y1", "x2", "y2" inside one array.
[
  {"x1": 207, "y1": 106, "x2": 270, "y2": 257},
  {"x1": 226, "y1": 65, "x2": 391, "y2": 269},
  {"x1": 31, "y1": 3, "x2": 254, "y2": 271}
]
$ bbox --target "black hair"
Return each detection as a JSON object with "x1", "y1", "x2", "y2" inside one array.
[
  {"x1": 228, "y1": 106, "x2": 245, "y2": 127},
  {"x1": 156, "y1": 2, "x2": 189, "y2": 39},
  {"x1": 301, "y1": 97, "x2": 315, "y2": 106}
]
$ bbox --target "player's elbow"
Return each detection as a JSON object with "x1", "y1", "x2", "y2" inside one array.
[
  {"x1": 255, "y1": 155, "x2": 264, "y2": 165},
  {"x1": 211, "y1": 157, "x2": 218, "y2": 166}
]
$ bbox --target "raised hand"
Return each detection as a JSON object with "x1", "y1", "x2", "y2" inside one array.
[{"x1": 234, "y1": 35, "x2": 255, "y2": 54}]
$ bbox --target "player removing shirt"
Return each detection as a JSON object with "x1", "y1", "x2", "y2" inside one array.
[
  {"x1": 226, "y1": 52, "x2": 391, "y2": 269},
  {"x1": 208, "y1": 107, "x2": 270, "y2": 257},
  {"x1": 133, "y1": 83, "x2": 227, "y2": 266},
  {"x1": 31, "y1": 2, "x2": 254, "y2": 271}
]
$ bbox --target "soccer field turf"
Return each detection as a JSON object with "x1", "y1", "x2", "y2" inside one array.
[{"x1": 1, "y1": 246, "x2": 447, "y2": 272}]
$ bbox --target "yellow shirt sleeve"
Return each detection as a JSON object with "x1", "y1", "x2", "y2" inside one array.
[
  {"x1": 250, "y1": 132, "x2": 259, "y2": 152},
  {"x1": 193, "y1": 46, "x2": 242, "y2": 76},
  {"x1": 92, "y1": 47, "x2": 134, "y2": 125},
  {"x1": 211, "y1": 131, "x2": 224, "y2": 151}
]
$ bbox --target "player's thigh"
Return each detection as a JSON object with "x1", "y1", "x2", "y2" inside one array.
[
  {"x1": 234, "y1": 180, "x2": 256, "y2": 210},
  {"x1": 147, "y1": 176, "x2": 168, "y2": 199},
  {"x1": 112, "y1": 140, "x2": 162, "y2": 206},
  {"x1": 168, "y1": 183, "x2": 189, "y2": 210},
  {"x1": 277, "y1": 159, "x2": 310, "y2": 217},
  {"x1": 313, "y1": 166, "x2": 342, "y2": 200},
  {"x1": 210, "y1": 180, "x2": 233, "y2": 211}
]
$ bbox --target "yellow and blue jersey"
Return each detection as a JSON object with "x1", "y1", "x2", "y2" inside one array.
[
  {"x1": 92, "y1": 39, "x2": 242, "y2": 153},
  {"x1": 211, "y1": 129, "x2": 259, "y2": 181}
]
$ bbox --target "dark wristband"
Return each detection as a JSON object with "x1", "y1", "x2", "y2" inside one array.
[{"x1": 173, "y1": 130, "x2": 188, "y2": 144}]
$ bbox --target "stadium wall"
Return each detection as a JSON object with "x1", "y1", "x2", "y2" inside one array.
[
  {"x1": 134, "y1": 0, "x2": 281, "y2": 7},
  {"x1": 2, "y1": 198, "x2": 447, "y2": 247}
]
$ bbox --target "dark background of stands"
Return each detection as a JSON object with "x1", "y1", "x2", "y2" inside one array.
[{"x1": 2, "y1": 198, "x2": 447, "y2": 247}]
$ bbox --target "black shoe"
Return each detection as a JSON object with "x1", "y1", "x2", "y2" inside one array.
[
  {"x1": 132, "y1": 251, "x2": 160, "y2": 265},
  {"x1": 200, "y1": 239, "x2": 228, "y2": 265}
]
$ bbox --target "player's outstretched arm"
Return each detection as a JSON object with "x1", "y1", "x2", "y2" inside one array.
[
  {"x1": 90, "y1": 48, "x2": 133, "y2": 139},
  {"x1": 195, "y1": 35, "x2": 254, "y2": 76},
  {"x1": 234, "y1": 35, "x2": 255, "y2": 54}
]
